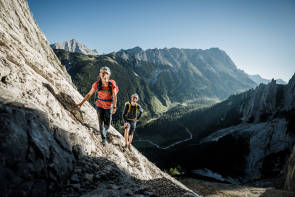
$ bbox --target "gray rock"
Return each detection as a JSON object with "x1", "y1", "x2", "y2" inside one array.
[
  {"x1": 182, "y1": 192, "x2": 199, "y2": 197},
  {"x1": 75, "y1": 168, "x2": 83, "y2": 173},
  {"x1": 71, "y1": 183, "x2": 81, "y2": 191},
  {"x1": 123, "y1": 188, "x2": 133, "y2": 196},
  {"x1": 84, "y1": 173, "x2": 94, "y2": 182},
  {"x1": 71, "y1": 173, "x2": 80, "y2": 182},
  {"x1": 285, "y1": 145, "x2": 295, "y2": 192}
]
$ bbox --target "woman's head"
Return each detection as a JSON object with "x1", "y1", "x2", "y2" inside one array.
[{"x1": 99, "y1": 66, "x2": 111, "y2": 82}]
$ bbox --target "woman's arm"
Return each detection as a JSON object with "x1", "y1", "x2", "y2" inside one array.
[
  {"x1": 76, "y1": 88, "x2": 96, "y2": 108},
  {"x1": 112, "y1": 88, "x2": 117, "y2": 114}
]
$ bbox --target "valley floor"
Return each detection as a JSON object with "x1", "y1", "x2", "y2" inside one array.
[{"x1": 179, "y1": 178, "x2": 295, "y2": 197}]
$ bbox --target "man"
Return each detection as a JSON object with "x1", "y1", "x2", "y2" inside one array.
[
  {"x1": 76, "y1": 66, "x2": 118, "y2": 145},
  {"x1": 122, "y1": 93, "x2": 143, "y2": 150}
]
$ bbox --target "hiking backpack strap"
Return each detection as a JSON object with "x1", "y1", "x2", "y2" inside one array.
[{"x1": 125, "y1": 101, "x2": 131, "y2": 114}]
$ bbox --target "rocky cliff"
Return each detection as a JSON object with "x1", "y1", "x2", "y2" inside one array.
[
  {"x1": 284, "y1": 74, "x2": 295, "y2": 192},
  {"x1": 0, "y1": 0, "x2": 198, "y2": 196},
  {"x1": 51, "y1": 39, "x2": 99, "y2": 56},
  {"x1": 196, "y1": 74, "x2": 295, "y2": 184},
  {"x1": 136, "y1": 73, "x2": 295, "y2": 189}
]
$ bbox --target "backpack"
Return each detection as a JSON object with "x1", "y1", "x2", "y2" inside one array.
[
  {"x1": 125, "y1": 101, "x2": 138, "y2": 120},
  {"x1": 95, "y1": 81, "x2": 113, "y2": 102}
]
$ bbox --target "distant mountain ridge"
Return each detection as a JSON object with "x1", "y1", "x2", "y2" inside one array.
[
  {"x1": 53, "y1": 46, "x2": 257, "y2": 123},
  {"x1": 50, "y1": 39, "x2": 99, "y2": 56},
  {"x1": 115, "y1": 47, "x2": 257, "y2": 98},
  {"x1": 248, "y1": 74, "x2": 286, "y2": 85}
]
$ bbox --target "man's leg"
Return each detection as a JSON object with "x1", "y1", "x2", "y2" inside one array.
[
  {"x1": 124, "y1": 123, "x2": 130, "y2": 147},
  {"x1": 128, "y1": 121, "x2": 136, "y2": 149},
  {"x1": 128, "y1": 134, "x2": 134, "y2": 145}
]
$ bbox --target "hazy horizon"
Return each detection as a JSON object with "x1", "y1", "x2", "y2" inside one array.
[{"x1": 28, "y1": 0, "x2": 295, "y2": 82}]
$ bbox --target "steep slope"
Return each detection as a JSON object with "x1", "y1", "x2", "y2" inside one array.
[
  {"x1": 284, "y1": 73, "x2": 295, "y2": 192},
  {"x1": 0, "y1": 0, "x2": 199, "y2": 196},
  {"x1": 51, "y1": 39, "x2": 99, "y2": 56}
]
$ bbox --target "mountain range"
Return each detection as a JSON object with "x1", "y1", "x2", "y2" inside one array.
[
  {"x1": 53, "y1": 46, "x2": 258, "y2": 128},
  {"x1": 51, "y1": 39, "x2": 99, "y2": 56},
  {"x1": 248, "y1": 74, "x2": 286, "y2": 85},
  {"x1": 50, "y1": 41, "x2": 287, "y2": 87}
]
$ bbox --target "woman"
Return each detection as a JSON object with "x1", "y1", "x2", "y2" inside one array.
[{"x1": 76, "y1": 66, "x2": 118, "y2": 145}]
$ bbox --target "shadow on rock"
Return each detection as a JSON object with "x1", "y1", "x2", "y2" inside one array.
[{"x1": 0, "y1": 99, "x2": 74, "y2": 196}]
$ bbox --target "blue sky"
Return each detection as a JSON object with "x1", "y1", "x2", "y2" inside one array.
[{"x1": 27, "y1": 0, "x2": 295, "y2": 82}]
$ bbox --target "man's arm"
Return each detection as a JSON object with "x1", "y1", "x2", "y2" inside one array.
[{"x1": 76, "y1": 88, "x2": 96, "y2": 108}]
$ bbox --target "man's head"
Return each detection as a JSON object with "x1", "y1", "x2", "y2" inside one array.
[
  {"x1": 131, "y1": 93, "x2": 139, "y2": 103},
  {"x1": 99, "y1": 66, "x2": 111, "y2": 82}
]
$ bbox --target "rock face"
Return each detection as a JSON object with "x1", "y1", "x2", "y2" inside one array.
[
  {"x1": 0, "y1": 0, "x2": 198, "y2": 196},
  {"x1": 51, "y1": 39, "x2": 99, "y2": 56},
  {"x1": 195, "y1": 74, "x2": 295, "y2": 184},
  {"x1": 141, "y1": 73, "x2": 295, "y2": 187},
  {"x1": 284, "y1": 74, "x2": 295, "y2": 192},
  {"x1": 285, "y1": 145, "x2": 295, "y2": 192}
]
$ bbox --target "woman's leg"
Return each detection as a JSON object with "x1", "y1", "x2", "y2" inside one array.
[
  {"x1": 103, "y1": 108, "x2": 112, "y2": 142},
  {"x1": 97, "y1": 107, "x2": 106, "y2": 143}
]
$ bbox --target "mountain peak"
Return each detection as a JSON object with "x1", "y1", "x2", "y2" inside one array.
[
  {"x1": 51, "y1": 39, "x2": 99, "y2": 56},
  {"x1": 248, "y1": 74, "x2": 287, "y2": 85},
  {"x1": 125, "y1": 46, "x2": 144, "y2": 53}
]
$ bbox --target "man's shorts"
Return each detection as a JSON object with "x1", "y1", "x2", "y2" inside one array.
[{"x1": 125, "y1": 120, "x2": 137, "y2": 135}]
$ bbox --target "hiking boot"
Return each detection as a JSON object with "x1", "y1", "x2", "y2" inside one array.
[
  {"x1": 102, "y1": 139, "x2": 107, "y2": 146},
  {"x1": 128, "y1": 144, "x2": 131, "y2": 151},
  {"x1": 107, "y1": 133, "x2": 113, "y2": 143},
  {"x1": 122, "y1": 144, "x2": 127, "y2": 152}
]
